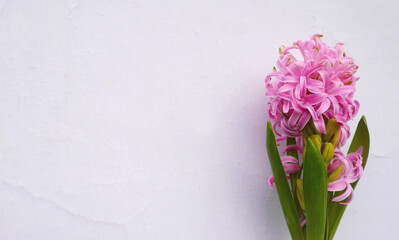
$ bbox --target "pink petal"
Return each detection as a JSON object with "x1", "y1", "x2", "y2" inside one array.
[
  {"x1": 328, "y1": 180, "x2": 346, "y2": 192},
  {"x1": 313, "y1": 116, "x2": 326, "y2": 134},
  {"x1": 282, "y1": 145, "x2": 304, "y2": 154},
  {"x1": 332, "y1": 182, "x2": 353, "y2": 202},
  {"x1": 316, "y1": 98, "x2": 331, "y2": 115},
  {"x1": 283, "y1": 164, "x2": 301, "y2": 173},
  {"x1": 297, "y1": 113, "x2": 311, "y2": 129},
  {"x1": 288, "y1": 112, "x2": 301, "y2": 128},
  {"x1": 268, "y1": 176, "x2": 275, "y2": 189},
  {"x1": 281, "y1": 156, "x2": 299, "y2": 164},
  {"x1": 299, "y1": 76, "x2": 307, "y2": 98},
  {"x1": 356, "y1": 146, "x2": 363, "y2": 155}
]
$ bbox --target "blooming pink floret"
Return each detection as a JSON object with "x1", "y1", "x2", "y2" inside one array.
[
  {"x1": 265, "y1": 34, "x2": 359, "y2": 145},
  {"x1": 327, "y1": 147, "x2": 363, "y2": 204},
  {"x1": 268, "y1": 156, "x2": 301, "y2": 189}
]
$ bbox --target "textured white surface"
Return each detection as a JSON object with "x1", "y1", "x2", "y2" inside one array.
[{"x1": 0, "y1": 1, "x2": 398, "y2": 239}]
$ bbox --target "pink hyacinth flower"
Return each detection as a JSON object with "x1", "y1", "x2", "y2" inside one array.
[
  {"x1": 265, "y1": 34, "x2": 359, "y2": 144},
  {"x1": 327, "y1": 147, "x2": 363, "y2": 204},
  {"x1": 268, "y1": 156, "x2": 300, "y2": 189}
]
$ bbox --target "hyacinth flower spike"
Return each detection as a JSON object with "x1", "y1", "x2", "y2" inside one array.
[
  {"x1": 266, "y1": 34, "x2": 359, "y2": 146},
  {"x1": 265, "y1": 35, "x2": 370, "y2": 240}
]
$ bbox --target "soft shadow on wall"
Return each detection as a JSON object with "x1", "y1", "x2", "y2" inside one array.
[{"x1": 226, "y1": 77, "x2": 291, "y2": 239}]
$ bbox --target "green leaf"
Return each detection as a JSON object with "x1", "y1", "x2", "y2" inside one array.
[
  {"x1": 266, "y1": 122, "x2": 304, "y2": 240},
  {"x1": 326, "y1": 116, "x2": 370, "y2": 240},
  {"x1": 303, "y1": 139, "x2": 327, "y2": 240}
]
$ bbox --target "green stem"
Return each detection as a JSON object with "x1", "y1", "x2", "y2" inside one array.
[{"x1": 287, "y1": 137, "x2": 303, "y2": 219}]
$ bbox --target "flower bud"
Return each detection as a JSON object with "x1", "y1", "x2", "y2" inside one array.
[
  {"x1": 302, "y1": 126, "x2": 312, "y2": 140},
  {"x1": 328, "y1": 165, "x2": 343, "y2": 183},
  {"x1": 324, "y1": 118, "x2": 339, "y2": 142},
  {"x1": 309, "y1": 135, "x2": 322, "y2": 151},
  {"x1": 310, "y1": 120, "x2": 322, "y2": 136},
  {"x1": 331, "y1": 130, "x2": 341, "y2": 147},
  {"x1": 302, "y1": 120, "x2": 321, "y2": 140},
  {"x1": 322, "y1": 143, "x2": 334, "y2": 167},
  {"x1": 296, "y1": 179, "x2": 305, "y2": 211}
]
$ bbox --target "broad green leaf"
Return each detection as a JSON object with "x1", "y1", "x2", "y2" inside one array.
[
  {"x1": 326, "y1": 116, "x2": 370, "y2": 240},
  {"x1": 303, "y1": 139, "x2": 327, "y2": 240},
  {"x1": 267, "y1": 122, "x2": 304, "y2": 240}
]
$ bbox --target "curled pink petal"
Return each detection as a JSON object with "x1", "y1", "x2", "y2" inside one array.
[
  {"x1": 332, "y1": 182, "x2": 353, "y2": 202},
  {"x1": 276, "y1": 136, "x2": 287, "y2": 142},
  {"x1": 268, "y1": 176, "x2": 275, "y2": 189},
  {"x1": 268, "y1": 174, "x2": 292, "y2": 189},
  {"x1": 282, "y1": 145, "x2": 304, "y2": 154},
  {"x1": 283, "y1": 164, "x2": 301, "y2": 174},
  {"x1": 328, "y1": 180, "x2": 346, "y2": 191},
  {"x1": 281, "y1": 156, "x2": 299, "y2": 164}
]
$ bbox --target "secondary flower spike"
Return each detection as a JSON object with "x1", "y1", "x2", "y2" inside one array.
[
  {"x1": 327, "y1": 147, "x2": 363, "y2": 204},
  {"x1": 265, "y1": 34, "x2": 359, "y2": 147}
]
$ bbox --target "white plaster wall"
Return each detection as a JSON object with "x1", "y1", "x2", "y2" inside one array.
[{"x1": 0, "y1": 1, "x2": 397, "y2": 239}]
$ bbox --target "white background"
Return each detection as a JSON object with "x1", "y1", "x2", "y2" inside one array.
[{"x1": 0, "y1": 1, "x2": 398, "y2": 239}]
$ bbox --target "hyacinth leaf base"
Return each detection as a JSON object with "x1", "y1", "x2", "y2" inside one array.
[{"x1": 266, "y1": 117, "x2": 370, "y2": 240}]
